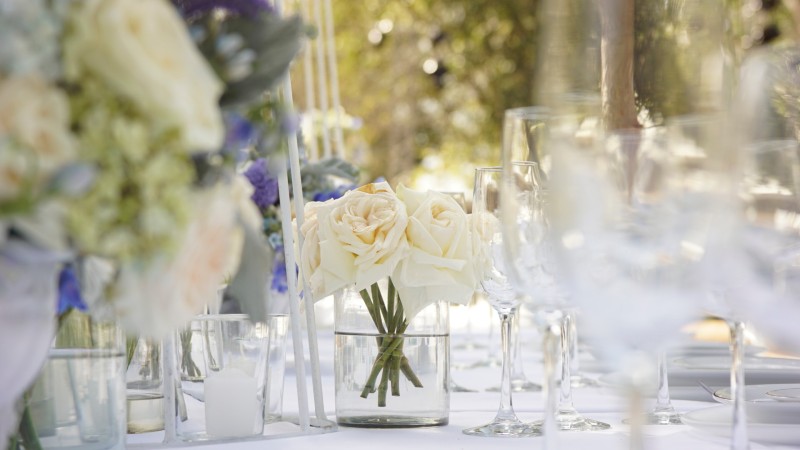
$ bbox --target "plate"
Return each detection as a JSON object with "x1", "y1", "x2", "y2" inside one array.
[
  {"x1": 713, "y1": 383, "x2": 800, "y2": 408},
  {"x1": 682, "y1": 404, "x2": 800, "y2": 445},
  {"x1": 672, "y1": 355, "x2": 800, "y2": 371},
  {"x1": 766, "y1": 387, "x2": 800, "y2": 402},
  {"x1": 668, "y1": 342, "x2": 764, "y2": 357}
]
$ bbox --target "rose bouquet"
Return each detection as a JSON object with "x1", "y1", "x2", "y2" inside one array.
[
  {"x1": 300, "y1": 182, "x2": 477, "y2": 406},
  {"x1": 244, "y1": 157, "x2": 358, "y2": 297}
]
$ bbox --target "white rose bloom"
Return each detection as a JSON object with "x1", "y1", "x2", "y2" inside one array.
[
  {"x1": 112, "y1": 186, "x2": 239, "y2": 337},
  {"x1": 392, "y1": 185, "x2": 477, "y2": 320},
  {"x1": 66, "y1": 0, "x2": 224, "y2": 151},
  {"x1": 0, "y1": 75, "x2": 76, "y2": 200},
  {"x1": 297, "y1": 200, "x2": 326, "y2": 298},
  {"x1": 301, "y1": 182, "x2": 409, "y2": 300}
]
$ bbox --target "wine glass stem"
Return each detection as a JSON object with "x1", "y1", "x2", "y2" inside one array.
[
  {"x1": 542, "y1": 319, "x2": 560, "y2": 450},
  {"x1": 729, "y1": 320, "x2": 749, "y2": 450},
  {"x1": 568, "y1": 310, "x2": 581, "y2": 376},
  {"x1": 559, "y1": 312, "x2": 575, "y2": 411},
  {"x1": 654, "y1": 351, "x2": 673, "y2": 413},
  {"x1": 511, "y1": 309, "x2": 526, "y2": 380},
  {"x1": 496, "y1": 310, "x2": 517, "y2": 421}
]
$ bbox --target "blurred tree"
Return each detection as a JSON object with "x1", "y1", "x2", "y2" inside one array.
[{"x1": 292, "y1": 0, "x2": 541, "y2": 186}]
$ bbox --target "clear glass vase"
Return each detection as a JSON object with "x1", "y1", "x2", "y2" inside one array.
[
  {"x1": 334, "y1": 280, "x2": 450, "y2": 428},
  {"x1": 28, "y1": 311, "x2": 126, "y2": 450}
]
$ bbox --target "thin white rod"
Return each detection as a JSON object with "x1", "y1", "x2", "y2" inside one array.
[
  {"x1": 274, "y1": 0, "x2": 311, "y2": 432},
  {"x1": 283, "y1": 71, "x2": 329, "y2": 422},
  {"x1": 162, "y1": 333, "x2": 177, "y2": 444},
  {"x1": 323, "y1": 0, "x2": 345, "y2": 158},
  {"x1": 300, "y1": 0, "x2": 320, "y2": 161},
  {"x1": 313, "y1": 0, "x2": 332, "y2": 158},
  {"x1": 276, "y1": 160, "x2": 311, "y2": 432}
]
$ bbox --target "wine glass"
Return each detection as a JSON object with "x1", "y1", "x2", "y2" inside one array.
[
  {"x1": 463, "y1": 165, "x2": 538, "y2": 438},
  {"x1": 544, "y1": 127, "x2": 718, "y2": 445},
  {"x1": 502, "y1": 107, "x2": 609, "y2": 434},
  {"x1": 709, "y1": 139, "x2": 800, "y2": 450}
]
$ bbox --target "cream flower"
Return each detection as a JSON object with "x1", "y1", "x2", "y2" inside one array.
[
  {"x1": 297, "y1": 200, "x2": 323, "y2": 298},
  {"x1": 112, "y1": 186, "x2": 240, "y2": 337},
  {"x1": 0, "y1": 75, "x2": 76, "y2": 201},
  {"x1": 65, "y1": 0, "x2": 224, "y2": 151},
  {"x1": 301, "y1": 182, "x2": 409, "y2": 300},
  {"x1": 392, "y1": 185, "x2": 477, "y2": 319}
]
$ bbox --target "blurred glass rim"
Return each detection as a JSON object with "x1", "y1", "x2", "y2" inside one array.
[
  {"x1": 191, "y1": 314, "x2": 253, "y2": 323},
  {"x1": 745, "y1": 139, "x2": 800, "y2": 155},
  {"x1": 504, "y1": 106, "x2": 550, "y2": 120}
]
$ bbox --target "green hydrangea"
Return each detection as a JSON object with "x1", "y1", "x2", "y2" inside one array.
[{"x1": 66, "y1": 78, "x2": 194, "y2": 262}]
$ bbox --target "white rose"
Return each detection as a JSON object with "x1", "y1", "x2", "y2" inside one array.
[
  {"x1": 66, "y1": 0, "x2": 224, "y2": 151},
  {"x1": 112, "y1": 186, "x2": 239, "y2": 337},
  {"x1": 297, "y1": 200, "x2": 325, "y2": 299},
  {"x1": 392, "y1": 185, "x2": 477, "y2": 320},
  {"x1": 0, "y1": 75, "x2": 76, "y2": 200},
  {"x1": 301, "y1": 182, "x2": 409, "y2": 300}
]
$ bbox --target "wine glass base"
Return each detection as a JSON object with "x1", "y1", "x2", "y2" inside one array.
[
  {"x1": 623, "y1": 411, "x2": 682, "y2": 426},
  {"x1": 486, "y1": 379, "x2": 542, "y2": 393},
  {"x1": 450, "y1": 380, "x2": 476, "y2": 393},
  {"x1": 463, "y1": 419, "x2": 541, "y2": 437},
  {"x1": 569, "y1": 374, "x2": 599, "y2": 388},
  {"x1": 529, "y1": 414, "x2": 611, "y2": 432}
]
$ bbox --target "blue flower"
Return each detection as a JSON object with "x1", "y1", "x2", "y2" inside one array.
[
  {"x1": 268, "y1": 232, "x2": 283, "y2": 250},
  {"x1": 224, "y1": 113, "x2": 258, "y2": 162},
  {"x1": 244, "y1": 158, "x2": 279, "y2": 209},
  {"x1": 57, "y1": 266, "x2": 87, "y2": 316},
  {"x1": 271, "y1": 249, "x2": 288, "y2": 294},
  {"x1": 312, "y1": 184, "x2": 356, "y2": 202}
]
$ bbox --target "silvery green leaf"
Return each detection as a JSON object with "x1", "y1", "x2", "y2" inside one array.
[
  {"x1": 48, "y1": 163, "x2": 96, "y2": 196},
  {"x1": 10, "y1": 201, "x2": 70, "y2": 252},
  {"x1": 220, "y1": 15, "x2": 305, "y2": 107},
  {"x1": 224, "y1": 214, "x2": 273, "y2": 323}
]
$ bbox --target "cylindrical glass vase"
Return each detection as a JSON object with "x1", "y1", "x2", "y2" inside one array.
[
  {"x1": 28, "y1": 311, "x2": 126, "y2": 449},
  {"x1": 334, "y1": 280, "x2": 450, "y2": 427},
  {"x1": 174, "y1": 314, "x2": 269, "y2": 441}
]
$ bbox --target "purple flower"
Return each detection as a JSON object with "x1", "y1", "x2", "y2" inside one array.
[
  {"x1": 225, "y1": 113, "x2": 258, "y2": 149},
  {"x1": 244, "y1": 158, "x2": 279, "y2": 209},
  {"x1": 172, "y1": 0, "x2": 273, "y2": 19},
  {"x1": 57, "y1": 266, "x2": 87, "y2": 315}
]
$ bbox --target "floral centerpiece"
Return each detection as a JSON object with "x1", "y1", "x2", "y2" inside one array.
[
  {"x1": 1, "y1": 0, "x2": 306, "y2": 446},
  {"x1": 300, "y1": 182, "x2": 477, "y2": 412},
  {"x1": 244, "y1": 157, "x2": 358, "y2": 297}
]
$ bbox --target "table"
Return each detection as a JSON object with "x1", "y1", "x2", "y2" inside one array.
[{"x1": 128, "y1": 317, "x2": 800, "y2": 450}]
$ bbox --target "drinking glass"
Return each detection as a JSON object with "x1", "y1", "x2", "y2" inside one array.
[
  {"x1": 462, "y1": 166, "x2": 537, "y2": 437},
  {"x1": 715, "y1": 139, "x2": 800, "y2": 450},
  {"x1": 502, "y1": 108, "x2": 609, "y2": 434},
  {"x1": 544, "y1": 128, "x2": 716, "y2": 446}
]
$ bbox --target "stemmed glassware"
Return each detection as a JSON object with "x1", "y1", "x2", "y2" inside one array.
[
  {"x1": 542, "y1": 127, "x2": 721, "y2": 448},
  {"x1": 711, "y1": 139, "x2": 800, "y2": 450},
  {"x1": 501, "y1": 107, "x2": 609, "y2": 434},
  {"x1": 463, "y1": 165, "x2": 538, "y2": 437}
]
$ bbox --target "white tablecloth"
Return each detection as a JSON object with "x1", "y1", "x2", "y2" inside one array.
[{"x1": 128, "y1": 316, "x2": 800, "y2": 450}]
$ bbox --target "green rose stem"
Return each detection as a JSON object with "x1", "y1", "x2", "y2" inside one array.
[
  {"x1": 17, "y1": 394, "x2": 42, "y2": 450},
  {"x1": 357, "y1": 278, "x2": 423, "y2": 407}
]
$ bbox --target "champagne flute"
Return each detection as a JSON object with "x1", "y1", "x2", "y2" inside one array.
[{"x1": 463, "y1": 166, "x2": 538, "y2": 437}]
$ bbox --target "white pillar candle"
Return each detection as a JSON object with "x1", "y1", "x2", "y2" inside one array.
[{"x1": 204, "y1": 368, "x2": 257, "y2": 437}]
